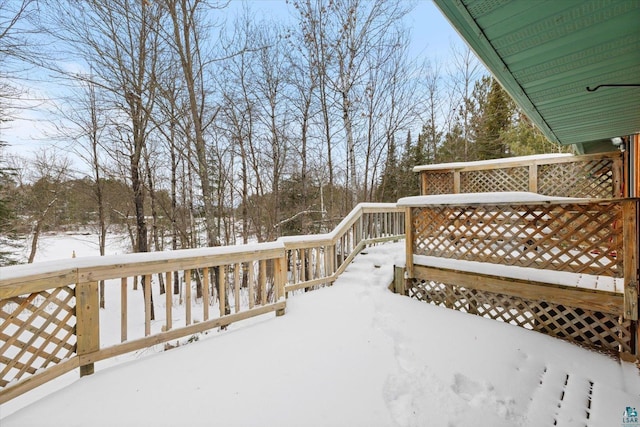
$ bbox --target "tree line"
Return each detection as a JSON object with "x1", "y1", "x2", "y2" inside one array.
[{"x1": 0, "y1": 0, "x2": 569, "y2": 266}]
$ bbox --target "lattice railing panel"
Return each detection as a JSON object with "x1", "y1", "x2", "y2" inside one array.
[
  {"x1": 538, "y1": 159, "x2": 614, "y2": 199},
  {"x1": 411, "y1": 202, "x2": 623, "y2": 277},
  {"x1": 0, "y1": 286, "x2": 76, "y2": 387},
  {"x1": 409, "y1": 278, "x2": 633, "y2": 354},
  {"x1": 419, "y1": 153, "x2": 621, "y2": 198},
  {"x1": 461, "y1": 167, "x2": 529, "y2": 193},
  {"x1": 423, "y1": 172, "x2": 453, "y2": 195}
]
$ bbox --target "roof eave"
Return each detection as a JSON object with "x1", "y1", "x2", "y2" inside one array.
[{"x1": 433, "y1": 0, "x2": 563, "y2": 145}]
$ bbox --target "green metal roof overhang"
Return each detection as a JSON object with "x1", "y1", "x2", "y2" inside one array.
[{"x1": 433, "y1": 0, "x2": 640, "y2": 154}]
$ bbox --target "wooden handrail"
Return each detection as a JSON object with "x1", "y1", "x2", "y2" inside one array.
[
  {"x1": 279, "y1": 203, "x2": 405, "y2": 294},
  {"x1": 0, "y1": 203, "x2": 405, "y2": 403},
  {"x1": 1, "y1": 243, "x2": 284, "y2": 296}
]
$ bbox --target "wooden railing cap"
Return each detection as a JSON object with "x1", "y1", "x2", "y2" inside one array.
[
  {"x1": 0, "y1": 241, "x2": 284, "y2": 286},
  {"x1": 412, "y1": 153, "x2": 574, "y2": 172},
  {"x1": 397, "y1": 192, "x2": 636, "y2": 207}
]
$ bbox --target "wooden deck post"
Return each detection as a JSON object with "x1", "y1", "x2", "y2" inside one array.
[
  {"x1": 120, "y1": 277, "x2": 127, "y2": 342},
  {"x1": 184, "y1": 270, "x2": 191, "y2": 326},
  {"x1": 622, "y1": 198, "x2": 639, "y2": 358},
  {"x1": 76, "y1": 281, "x2": 100, "y2": 377},
  {"x1": 234, "y1": 263, "x2": 241, "y2": 313},
  {"x1": 165, "y1": 271, "x2": 173, "y2": 330},
  {"x1": 613, "y1": 155, "x2": 624, "y2": 198},
  {"x1": 291, "y1": 249, "x2": 298, "y2": 284},
  {"x1": 453, "y1": 171, "x2": 461, "y2": 193},
  {"x1": 248, "y1": 262, "x2": 255, "y2": 309},
  {"x1": 202, "y1": 267, "x2": 209, "y2": 321},
  {"x1": 275, "y1": 256, "x2": 287, "y2": 316},
  {"x1": 218, "y1": 266, "x2": 227, "y2": 317},
  {"x1": 405, "y1": 207, "x2": 414, "y2": 279},
  {"x1": 259, "y1": 260, "x2": 267, "y2": 306},
  {"x1": 528, "y1": 164, "x2": 538, "y2": 193},
  {"x1": 393, "y1": 266, "x2": 406, "y2": 296},
  {"x1": 325, "y1": 245, "x2": 335, "y2": 279},
  {"x1": 622, "y1": 200, "x2": 639, "y2": 323},
  {"x1": 144, "y1": 274, "x2": 152, "y2": 336},
  {"x1": 420, "y1": 171, "x2": 428, "y2": 195}
]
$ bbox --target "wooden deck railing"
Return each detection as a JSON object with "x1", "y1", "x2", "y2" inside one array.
[
  {"x1": 414, "y1": 152, "x2": 624, "y2": 199},
  {"x1": 281, "y1": 203, "x2": 405, "y2": 294},
  {"x1": 399, "y1": 195, "x2": 639, "y2": 357},
  {"x1": 0, "y1": 203, "x2": 404, "y2": 403}
]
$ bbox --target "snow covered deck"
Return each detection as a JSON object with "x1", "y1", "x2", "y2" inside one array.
[
  {"x1": 2, "y1": 243, "x2": 640, "y2": 426},
  {"x1": 0, "y1": 204, "x2": 406, "y2": 406},
  {"x1": 1, "y1": 195, "x2": 638, "y2": 424}
]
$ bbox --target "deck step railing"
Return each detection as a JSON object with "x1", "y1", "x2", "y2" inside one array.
[{"x1": 281, "y1": 203, "x2": 405, "y2": 294}]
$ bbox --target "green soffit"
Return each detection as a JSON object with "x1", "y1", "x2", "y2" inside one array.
[{"x1": 433, "y1": 0, "x2": 640, "y2": 153}]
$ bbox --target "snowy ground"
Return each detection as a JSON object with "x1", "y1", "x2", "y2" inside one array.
[
  {"x1": 2, "y1": 239, "x2": 640, "y2": 426},
  {"x1": 8, "y1": 229, "x2": 133, "y2": 263}
]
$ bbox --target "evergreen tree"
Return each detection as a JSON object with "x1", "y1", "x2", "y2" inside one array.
[
  {"x1": 478, "y1": 78, "x2": 514, "y2": 159},
  {"x1": 0, "y1": 141, "x2": 15, "y2": 236},
  {"x1": 423, "y1": 73, "x2": 564, "y2": 173},
  {"x1": 437, "y1": 123, "x2": 466, "y2": 163},
  {"x1": 377, "y1": 134, "x2": 400, "y2": 202},
  {"x1": 421, "y1": 119, "x2": 442, "y2": 165},
  {"x1": 0, "y1": 141, "x2": 18, "y2": 265},
  {"x1": 377, "y1": 129, "x2": 430, "y2": 201},
  {"x1": 502, "y1": 110, "x2": 571, "y2": 156},
  {"x1": 398, "y1": 129, "x2": 428, "y2": 198}
]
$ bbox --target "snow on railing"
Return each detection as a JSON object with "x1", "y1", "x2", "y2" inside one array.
[
  {"x1": 0, "y1": 203, "x2": 405, "y2": 403},
  {"x1": 414, "y1": 152, "x2": 624, "y2": 199}
]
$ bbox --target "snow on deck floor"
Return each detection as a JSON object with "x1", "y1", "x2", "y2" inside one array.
[{"x1": 2, "y1": 242, "x2": 639, "y2": 427}]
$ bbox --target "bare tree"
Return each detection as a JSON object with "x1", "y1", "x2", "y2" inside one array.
[
  {"x1": 48, "y1": 0, "x2": 166, "y2": 257},
  {"x1": 15, "y1": 150, "x2": 71, "y2": 263},
  {"x1": 162, "y1": 0, "x2": 226, "y2": 247},
  {"x1": 284, "y1": 21, "x2": 319, "y2": 232},
  {"x1": 253, "y1": 22, "x2": 290, "y2": 240},
  {"x1": 53, "y1": 76, "x2": 111, "y2": 306},
  {"x1": 217, "y1": 9, "x2": 268, "y2": 242},
  {"x1": 0, "y1": 0, "x2": 39, "y2": 129},
  {"x1": 46, "y1": 0, "x2": 167, "y2": 320},
  {"x1": 447, "y1": 43, "x2": 483, "y2": 161},
  {"x1": 291, "y1": 0, "x2": 338, "y2": 224},
  {"x1": 420, "y1": 58, "x2": 443, "y2": 164},
  {"x1": 152, "y1": 62, "x2": 188, "y2": 293},
  {"x1": 360, "y1": 29, "x2": 422, "y2": 201},
  {"x1": 328, "y1": 0, "x2": 413, "y2": 208}
]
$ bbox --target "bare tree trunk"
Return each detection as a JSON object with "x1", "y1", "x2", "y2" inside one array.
[
  {"x1": 449, "y1": 44, "x2": 482, "y2": 161},
  {"x1": 27, "y1": 221, "x2": 42, "y2": 264},
  {"x1": 165, "y1": 0, "x2": 221, "y2": 248},
  {"x1": 341, "y1": 90, "x2": 357, "y2": 210},
  {"x1": 293, "y1": 0, "x2": 334, "y2": 224},
  {"x1": 171, "y1": 134, "x2": 181, "y2": 295},
  {"x1": 88, "y1": 82, "x2": 108, "y2": 308},
  {"x1": 144, "y1": 146, "x2": 165, "y2": 294},
  {"x1": 23, "y1": 151, "x2": 69, "y2": 263}
]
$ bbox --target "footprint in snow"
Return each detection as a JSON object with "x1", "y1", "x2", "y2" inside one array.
[{"x1": 451, "y1": 373, "x2": 519, "y2": 421}]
